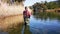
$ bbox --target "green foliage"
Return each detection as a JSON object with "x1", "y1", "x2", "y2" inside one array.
[
  {"x1": 46, "y1": 2, "x2": 58, "y2": 9},
  {"x1": 29, "y1": 6, "x2": 33, "y2": 9},
  {"x1": 31, "y1": 2, "x2": 47, "y2": 12},
  {"x1": 57, "y1": 0, "x2": 60, "y2": 7},
  {"x1": 31, "y1": 1, "x2": 59, "y2": 10}
]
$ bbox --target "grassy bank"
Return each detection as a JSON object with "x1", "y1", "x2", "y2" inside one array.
[{"x1": 0, "y1": 14, "x2": 24, "y2": 31}]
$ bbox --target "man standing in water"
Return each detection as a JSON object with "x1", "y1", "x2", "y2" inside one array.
[{"x1": 23, "y1": 7, "x2": 31, "y2": 25}]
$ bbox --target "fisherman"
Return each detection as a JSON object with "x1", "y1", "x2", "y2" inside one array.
[{"x1": 23, "y1": 7, "x2": 31, "y2": 25}]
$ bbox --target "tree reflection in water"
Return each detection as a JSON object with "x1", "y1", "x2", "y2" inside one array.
[{"x1": 33, "y1": 12, "x2": 60, "y2": 21}]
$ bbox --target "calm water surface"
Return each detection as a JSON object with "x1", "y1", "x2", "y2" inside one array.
[
  {"x1": 0, "y1": 14, "x2": 60, "y2": 34},
  {"x1": 30, "y1": 15, "x2": 60, "y2": 34}
]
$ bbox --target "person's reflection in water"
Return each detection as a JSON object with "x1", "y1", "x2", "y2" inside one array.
[{"x1": 22, "y1": 25, "x2": 32, "y2": 34}]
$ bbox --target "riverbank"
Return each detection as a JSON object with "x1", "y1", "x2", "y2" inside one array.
[{"x1": 0, "y1": 14, "x2": 24, "y2": 31}]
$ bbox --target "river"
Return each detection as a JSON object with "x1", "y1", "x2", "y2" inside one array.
[{"x1": 0, "y1": 12, "x2": 60, "y2": 34}]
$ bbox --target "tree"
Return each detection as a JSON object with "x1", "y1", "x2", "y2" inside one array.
[
  {"x1": 57, "y1": 0, "x2": 60, "y2": 7},
  {"x1": 31, "y1": 1, "x2": 59, "y2": 12}
]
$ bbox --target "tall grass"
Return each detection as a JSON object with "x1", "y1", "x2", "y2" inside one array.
[{"x1": 0, "y1": 3, "x2": 24, "y2": 17}]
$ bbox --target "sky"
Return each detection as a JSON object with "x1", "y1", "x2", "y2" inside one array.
[{"x1": 24, "y1": 0, "x2": 56, "y2": 6}]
